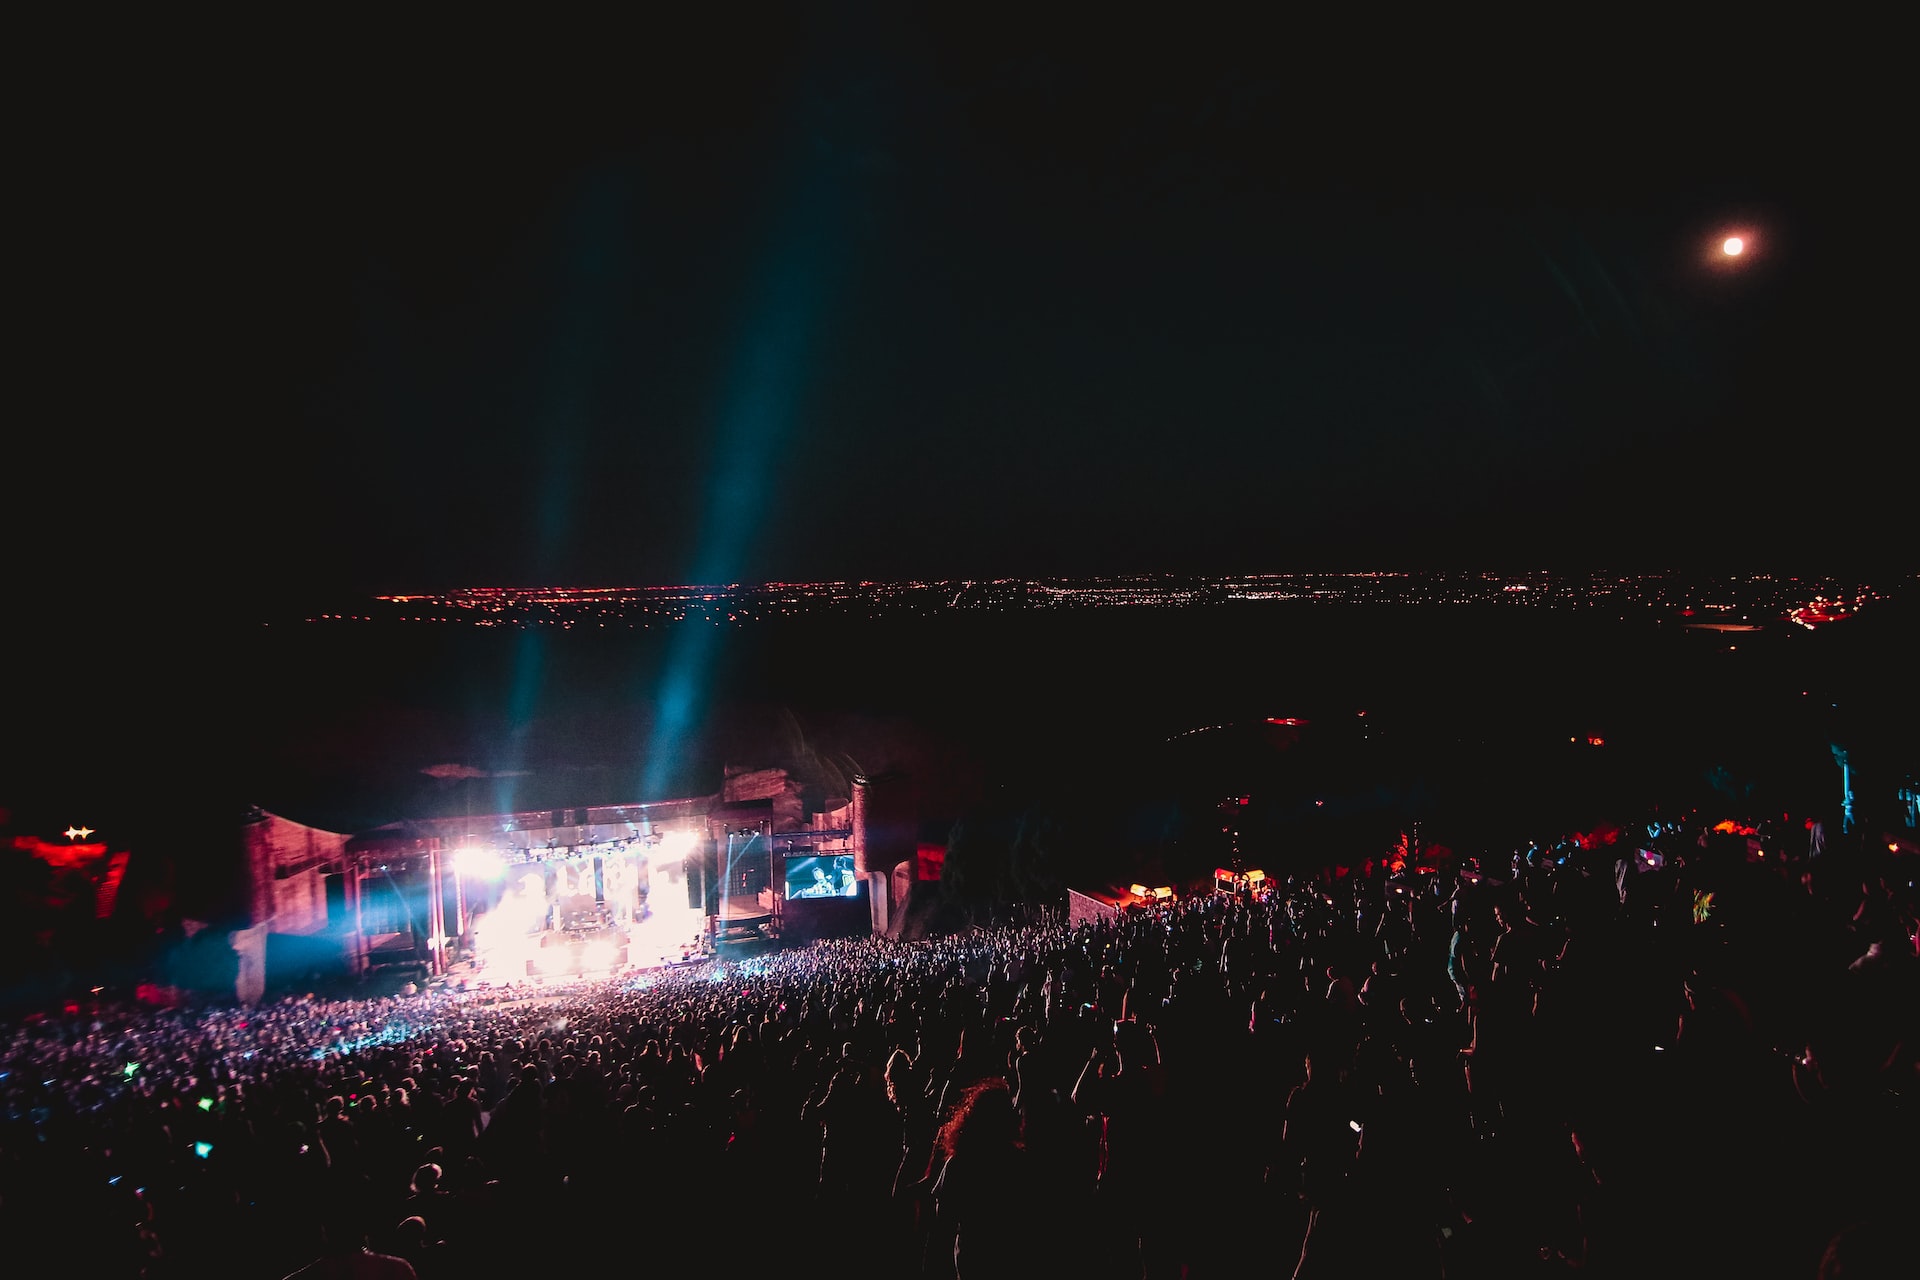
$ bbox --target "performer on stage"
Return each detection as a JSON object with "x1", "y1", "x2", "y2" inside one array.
[{"x1": 793, "y1": 866, "x2": 838, "y2": 898}]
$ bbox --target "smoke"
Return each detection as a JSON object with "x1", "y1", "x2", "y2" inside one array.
[
  {"x1": 469, "y1": 870, "x2": 549, "y2": 979},
  {"x1": 421, "y1": 764, "x2": 532, "y2": 780}
]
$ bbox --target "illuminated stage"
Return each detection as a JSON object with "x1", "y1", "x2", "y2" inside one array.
[{"x1": 459, "y1": 834, "x2": 711, "y2": 983}]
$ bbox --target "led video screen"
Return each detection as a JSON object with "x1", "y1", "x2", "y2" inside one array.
[{"x1": 785, "y1": 854, "x2": 858, "y2": 899}]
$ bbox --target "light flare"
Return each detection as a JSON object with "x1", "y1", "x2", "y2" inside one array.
[
  {"x1": 470, "y1": 871, "x2": 549, "y2": 979},
  {"x1": 455, "y1": 847, "x2": 506, "y2": 881}
]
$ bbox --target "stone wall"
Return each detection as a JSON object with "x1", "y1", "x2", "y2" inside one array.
[
  {"x1": 721, "y1": 766, "x2": 806, "y2": 830},
  {"x1": 1068, "y1": 888, "x2": 1122, "y2": 929},
  {"x1": 243, "y1": 811, "x2": 351, "y2": 934}
]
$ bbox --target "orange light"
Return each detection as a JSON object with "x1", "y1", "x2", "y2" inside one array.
[{"x1": 1723, "y1": 236, "x2": 1744, "y2": 256}]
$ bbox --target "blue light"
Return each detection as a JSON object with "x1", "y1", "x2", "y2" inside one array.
[
  {"x1": 643, "y1": 155, "x2": 849, "y2": 800},
  {"x1": 495, "y1": 629, "x2": 546, "y2": 817}
]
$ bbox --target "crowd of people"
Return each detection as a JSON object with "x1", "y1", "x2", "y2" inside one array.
[{"x1": 2, "y1": 811, "x2": 1914, "y2": 1278}]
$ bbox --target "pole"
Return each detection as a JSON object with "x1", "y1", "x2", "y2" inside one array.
[
  {"x1": 352, "y1": 858, "x2": 366, "y2": 976},
  {"x1": 454, "y1": 862, "x2": 468, "y2": 952},
  {"x1": 722, "y1": 829, "x2": 734, "y2": 933},
  {"x1": 427, "y1": 844, "x2": 447, "y2": 976}
]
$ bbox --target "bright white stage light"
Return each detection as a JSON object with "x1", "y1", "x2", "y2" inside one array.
[
  {"x1": 455, "y1": 847, "x2": 506, "y2": 880},
  {"x1": 580, "y1": 939, "x2": 617, "y2": 972},
  {"x1": 470, "y1": 871, "x2": 548, "y2": 977},
  {"x1": 649, "y1": 828, "x2": 701, "y2": 870}
]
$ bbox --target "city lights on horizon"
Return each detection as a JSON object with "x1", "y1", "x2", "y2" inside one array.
[{"x1": 331, "y1": 573, "x2": 1901, "y2": 632}]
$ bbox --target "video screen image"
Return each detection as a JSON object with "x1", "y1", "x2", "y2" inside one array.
[{"x1": 785, "y1": 854, "x2": 859, "y2": 899}]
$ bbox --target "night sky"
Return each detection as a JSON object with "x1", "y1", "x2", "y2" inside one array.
[{"x1": 21, "y1": 17, "x2": 1909, "y2": 609}]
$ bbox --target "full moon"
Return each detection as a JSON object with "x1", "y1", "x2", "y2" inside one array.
[{"x1": 1722, "y1": 236, "x2": 1745, "y2": 256}]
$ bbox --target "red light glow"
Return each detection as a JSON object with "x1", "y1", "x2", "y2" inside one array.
[{"x1": 15, "y1": 834, "x2": 110, "y2": 871}]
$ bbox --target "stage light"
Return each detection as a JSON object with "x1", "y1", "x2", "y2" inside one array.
[
  {"x1": 581, "y1": 939, "x2": 617, "y2": 972},
  {"x1": 655, "y1": 829, "x2": 700, "y2": 861},
  {"x1": 455, "y1": 847, "x2": 506, "y2": 880}
]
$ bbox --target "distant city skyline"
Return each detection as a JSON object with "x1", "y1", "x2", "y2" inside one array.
[{"x1": 300, "y1": 570, "x2": 1903, "y2": 629}]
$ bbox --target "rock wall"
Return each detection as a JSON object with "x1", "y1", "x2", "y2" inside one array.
[{"x1": 243, "y1": 811, "x2": 351, "y2": 934}]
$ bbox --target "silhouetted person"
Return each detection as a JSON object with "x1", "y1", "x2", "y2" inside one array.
[
  {"x1": 283, "y1": 1203, "x2": 418, "y2": 1280},
  {"x1": 930, "y1": 1078, "x2": 1046, "y2": 1279}
]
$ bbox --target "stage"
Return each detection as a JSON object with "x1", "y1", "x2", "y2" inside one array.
[{"x1": 460, "y1": 851, "x2": 713, "y2": 983}]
